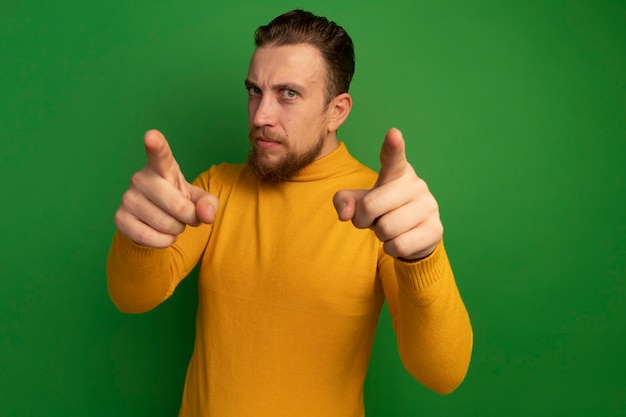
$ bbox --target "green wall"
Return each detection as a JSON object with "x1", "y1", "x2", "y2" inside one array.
[{"x1": 2, "y1": 1, "x2": 624, "y2": 415}]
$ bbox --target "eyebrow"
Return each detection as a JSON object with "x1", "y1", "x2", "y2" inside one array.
[{"x1": 244, "y1": 79, "x2": 306, "y2": 94}]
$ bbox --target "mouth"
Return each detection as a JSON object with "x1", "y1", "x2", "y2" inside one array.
[
  {"x1": 252, "y1": 132, "x2": 283, "y2": 149},
  {"x1": 254, "y1": 138, "x2": 278, "y2": 149}
]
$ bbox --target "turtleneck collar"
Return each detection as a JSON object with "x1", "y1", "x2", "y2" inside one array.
[{"x1": 287, "y1": 142, "x2": 358, "y2": 182}]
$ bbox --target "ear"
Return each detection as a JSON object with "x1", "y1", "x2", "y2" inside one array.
[{"x1": 327, "y1": 93, "x2": 352, "y2": 132}]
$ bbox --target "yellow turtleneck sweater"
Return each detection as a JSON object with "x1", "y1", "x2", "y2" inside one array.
[{"x1": 107, "y1": 143, "x2": 472, "y2": 417}]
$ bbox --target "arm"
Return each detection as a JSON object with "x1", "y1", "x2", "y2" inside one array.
[
  {"x1": 378, "y1": 241, "x2": 472, "y2": 394},
  {"x1": 106, "y1": 130, "x2": 218, "y2": 313},
  {"x1": 334, "y1": 128, "x2": 472, "y2": 392},
  {"x1": 106, "y1": 217, "x2": 211, "y2": 313},
  {"x1": 106, "y1": 232, "x2": 172, "y2": 313}
]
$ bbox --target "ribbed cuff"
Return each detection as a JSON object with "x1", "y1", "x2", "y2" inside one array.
[
  {"x1": 394, "y1": 240, "x2": 449, "y2": 292},
  {"x1": 113, "y1": 231, "x2": 167, "y2": 259}
]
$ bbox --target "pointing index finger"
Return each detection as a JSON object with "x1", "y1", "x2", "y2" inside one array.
[
  {"x1": 377, "y1": 128, "x2": 409, "y2": 186},
  {"x1": 144, "y1": 129, "x2": 178, "y2": 180}
]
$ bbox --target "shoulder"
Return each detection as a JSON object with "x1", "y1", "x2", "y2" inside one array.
[
  {"x1": 191, "y1": 163, "x2": 250, "y2": 191},
  {"x1": 339, "y1": 145, "x2": 378, "y2": 188}
]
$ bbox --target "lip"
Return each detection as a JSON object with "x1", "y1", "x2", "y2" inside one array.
[{"x1": 255, "y1": 137, "x2": 281, "y2": 149}]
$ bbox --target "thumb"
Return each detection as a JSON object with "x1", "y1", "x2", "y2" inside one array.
[
  {"x1": 144, "y1": 129, "x2": 179, "y2": 181},
  {"x1": 333, "y1": 189, "x2": 368, "y2": 222},
  {"x1": 187, "y1": 185, "x2": 220, "y2": 225}
]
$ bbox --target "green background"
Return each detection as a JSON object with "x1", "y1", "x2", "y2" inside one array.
[{"x1": 2, "y1": 0, "x2": 625, "y2": 416}]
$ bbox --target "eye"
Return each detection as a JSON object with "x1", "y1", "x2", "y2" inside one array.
[
  {"x1": 280, "y1": 89, "x2": 298, "y2": 100},
  {"x1": 247, "y1": 87, "x2": 262, "y2": 96}
]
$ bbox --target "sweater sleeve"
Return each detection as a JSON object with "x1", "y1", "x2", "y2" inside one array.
[
  {"x1": 378, "y1": 240, "x2": 473, "y2": 394},
  {"x1": 106, "y1": 173, "x2": 213, "y2": 313}
]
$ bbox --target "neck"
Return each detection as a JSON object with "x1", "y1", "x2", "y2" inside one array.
[{"x1": 317, "y1": 133, "x2": 340, "y2": 160}]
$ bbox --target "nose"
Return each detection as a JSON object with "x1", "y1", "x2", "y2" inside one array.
[{"x1": 250, "y1": 95, "x2": 277, "y2": 128}]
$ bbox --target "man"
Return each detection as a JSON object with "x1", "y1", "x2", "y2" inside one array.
[{"x1": 107, "y1": 9, "x2": 472, "y2": 417}]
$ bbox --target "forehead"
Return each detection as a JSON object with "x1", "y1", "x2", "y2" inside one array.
[{"x1": 247, "y1": 44, "x2": 327, "y2": 89}]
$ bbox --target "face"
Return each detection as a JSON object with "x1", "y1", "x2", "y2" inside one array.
[{"x1": 245, "y1": 44, "x2": 338, "y2": 183}]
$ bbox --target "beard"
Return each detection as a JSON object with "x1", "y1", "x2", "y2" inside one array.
[{"x1": 247, "y1": 128, "x2": 325, "y2": 184}]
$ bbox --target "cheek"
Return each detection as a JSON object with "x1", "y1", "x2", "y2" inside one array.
[
  {"x1": 247, "y1": 101, "x2": 257, "y2": 119},
  {"x1": 293, "y1": 118, "x2": 318, "y2": 145}
]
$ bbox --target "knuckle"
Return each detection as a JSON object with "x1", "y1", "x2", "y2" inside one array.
[
  {"x1": 134, "y1": 227, "x2": 176, "y2": 249},
  {"x1": 113, "y1": 208, "x2": 128, "y2": 231},
  {"x1": 412, "y1": 178, "x2": 430, "y2": 197},
  {"x1": 427, "y1": 194, "x2": 439, "y2": 212},
  {"x1": 391, "y1": 237, "x2": 410, "y2": 257},
  {"x1": 383, "y1": 239, "x2": 402, "y2": 258},
  {"x1": 120, "y1": 189, "x2": 136, "y2": 208},
  {"x1": 129, "y1": 171, "x2": 144, "y2": 188},
  {"x1": 158, "y1": 233, "x2": 178, "y2": 248},
  {"x1": 383, "y1": 231, "x2": 419, "y2": 259},
  {"x1": 433, "y1": 220, "x2": 444, "y2": 237},
  {"x1": 359, "y1": 192, "x2": 377, "y2": 212},
  {"x1": 167, "y1": 195, "x2": 193, "y2": 219},
  {"x1": 135, "y1": 228, "x2": 158, "y2": 247},
  {"x1": 431, "y1": 199, "x2": 440, "y2": 214},
  {"x1": 416, "y1": 177, "x2": 429, "y2": 190},
  {"x1": 374, "y1": 215, "x2": 394, "y2": 239},
  {"x1": 133, "y1": 228, "x2": 151, "y2": 246},
  {"x1": 156, "y1": 215, "x2": 186, "y2": 235}
]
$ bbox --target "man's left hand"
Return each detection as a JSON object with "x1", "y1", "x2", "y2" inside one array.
[{"x1": 333, "y1": 128, "x2": 443, "y2": 261}]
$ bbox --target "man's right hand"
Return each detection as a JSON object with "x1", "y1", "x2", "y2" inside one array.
[{"x1": 114, "y1": 129, "x2": 219, "y2": 248}]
